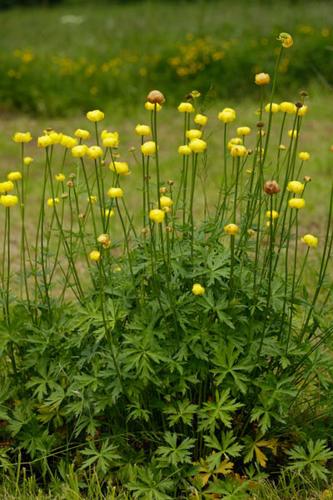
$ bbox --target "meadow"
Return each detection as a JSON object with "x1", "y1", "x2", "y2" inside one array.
[{"x1": 0, "y1": 1, "x2": 333, "y2": 499}]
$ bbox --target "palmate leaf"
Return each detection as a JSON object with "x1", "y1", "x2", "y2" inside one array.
[
  {"x1": 127, "y1": 465, "x2": 174, "y2": 499},
  {"x1": 287, "y1": 439, "x2": 333, "y2": 481},
  {"x1": 80, "y1": 439, "x2": 121, "y2": 475},
  {"x1": 243, "y1": 435, "x2": 278, "y2": 468},
  {"x1": 211, "y1": 342, "x2": 254, "y2": 395},
  {"x1": 163, "y1": 399, "x2": 198, "y2": 426},
  {"x1": 198, "y1": 390, "x2": 243, "y2": 432},
  {"x1": 155, "y1": 432, "x2": 195, "y2": 466}
]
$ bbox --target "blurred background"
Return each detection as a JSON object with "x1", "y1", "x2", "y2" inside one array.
[{"x1": 0, "y1": 0, "x2": 332, "y2": 115}]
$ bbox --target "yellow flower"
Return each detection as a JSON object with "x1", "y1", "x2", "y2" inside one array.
[
  {"x1": 280, "y1": 101, "x2": 296, "y2": 114},
  {"x1": 178, "y1": 145, "x2": 192, "y2": 155},
  {"x1": 298, "y1": 105, "x2": 308, "y2": 117},
  {"x1": 88, "y1": 195, "x2": 97, "y2": 204},
  {"x1": 287, "y1": 181, "x2": 304, "y2": 194},
  {"x1": 178, "y1": 102, "x2": 194, "y2": 113},
  {"x1": 38, "y1": 135, "x2": 53, "y2": 148},
  {"x1": 107, "y1": 187, "x2": 124, "y2": 198},
  {"x1": 7, "y1": 171, "x2": 22, "y2": 181},
  {"x1": 97, "y1": 233, "x2": 111, "y2": 249},
  {"x1": 0, "y1": 194, "x2": 18, "y2": 207},
  {"x1": 0, "y1": 181, "x2": 15, "y2": 193},
  {"x1": 288, "y1": 198, "x2": 305, "y2": 209},
  {"x1": 135, "y1": 124, "x2": 151, "y2": 136},
  {"x1": 86, "y1": 109, "x2": 104, "y2": 122},
  {"x1": 109, "y1": 161, "x2": 130, "y2": 175},
  {"x1": 149, "y1": 208, "x2": 165, "y2": 223},
  {"x1": 278, "y1": 32, "x2": 293, "y2": 48},
  {"x1": 72, "y1": 145, "x2": 88, "y2": 158},
  {"x1": 266, "y1": 210, "x2": 279, "y2": 219},
  {"x1": 103, "y1": 208, "x2": 115, "y2": 218},
  {"x1": 87, "y1": 146, "x2": 103, "y2": 159},
  {"x1": 224, "y1": 223, "x2": 239, "y2": 235},
  {"x1": 230, "y1": 145, "x2": 247, "y2": 157},
  {"x1": 47, "y1": 131, "x2": 62, "y2": 144},
  {"x1": 301, "y1": 234, "x2": 318, "y2": 248},
  {"x1": 102, "y1": 131, "x2": 119, "y2": 148},
  {"x1": 265, "y1": 102, "x2": 280, "y2": 113},
  {"x1": 255, "y1": 73, "x2": 270, "y2": 85},
  {"x1": 237, "y1": 126, "x2": 251, "y2": 136},
  {"x1": 89, "y1": 250, "x2": 101, "y2": 262},
  {"x1": 145, "y1": 101, "x2": 162, "y2": 111},
  {"x1": 23, "y1": 156, "x2": 33, "y2": 166},
  {"x1": 141, "y1": 141, "x2": 156, "y2": 156},
  {"x1": 228, "y1": 137, "x2": 243, "y2": 150},
  {"x1": 47, "y1": 197, "x2": 60, "y2": 207},
  {"x1": 194, "y1": 114, "x2": 208, "y2": 126},
  {"x1": 160, "y1": 196, "x2": 173, "y2": 208},
  {"x1": 192, "y1": 283, "x2": 205, "y2": 296},
  {"x1": 55, "y1": 173, "x2": 65, "y2": 182},
  {"x1": 218, "y1": 107, "x2": 236, "y2": 123},
  {"x1": 288, "y1": 129, "x2": 298, "y2": 139},
  {"x1": 60, "y1": 135, "x2": 78, "y2": 148},
  {"x1": 74, "y1": 129, "x2": 91, "y2": 140},
  {"x1": 299, "y1": 151, "x2": 310, "y2": 161},
  {"x1": 189, "y1": 138, "x2": 207, "y2": 153},
  {"x1": 186, "y1": 129, "x2": 202, "y2": 140},
  {"x1": 12, "y1": 132, "x2": 32, "y2": 143}
]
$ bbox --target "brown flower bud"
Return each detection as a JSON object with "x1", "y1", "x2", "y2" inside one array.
[
  {"x1": 264, "y1": 180, "x2": 280, "y2": 195},
  {"x1": 257, "y1": 121, "x2": 264, "y2": 128},
  {"x1": 167, "y1": 179, "x2": 175, "y2": 186},
  {"x1": 299, "y1": 90, "x2": 309, "y2": 98},
  {"x1": 67, "y1": 180, "x2": 74, "y2": 188},
  {"x1": 165, "y1": 225, "x2": 173, "y2": 233},
  {"x1": 78, "y1": 213, "x2": 85, "y2": 220},
  {"x1": 304, "y1": 175, "x2": 312, "y2": 183},
  {"x1": 141, "y1": 227, "x2": 149, "y2": 236},
  {"x1": 147, "y1": 90, "x2": 165, "y2": 105},
  {"x1": 160, "y1": 187, "x2": 168, "y2": 194},
  {"x1": 295, "y1": 101, "x2": 303, "y2": 109}
]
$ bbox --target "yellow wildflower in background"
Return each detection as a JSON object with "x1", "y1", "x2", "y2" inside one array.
[
  {"x1": 135, "y1": 124, "x2": 151, "y2": 136},
  {"x1": 301, "y1": 234, "x2": 318, "y2": 248},
  {"x1": 38, "y1": 135, "x2": 53, "y2": 148},
  {"x1": 160, "y1": 196, "x2": 173, "y2": 209},
  {"x1": 7, "y1": 171, "x2": 22, "y2": 181},
  {"x1": 107, "y1": 187, "x2": 124, "y2": 198},
  {"x1": 192, "y1": 283, "x2": 205, "y2": 296},
  {"x1": 287, "y1": 181, "x2": 304, "y2": 194},
  {"x1": 186, "y1": 129, "x2": 202, "y2": 140},
  {"x1": 189, "y1": 138, "x2": 207, "y2": 153},
  {"x1": 230, "y1": 145, "x2": 247, "y2": 157},
  {"x1": 149, "y1": 209, "x2": 165, "y2": 223},
  {"x1": 288, "y1": 129, "x2": 298, "y2": 139},
  {"x1": 255, "y1": 72, "x2": 271, "y2": 85},
  {"x1": 145, "y1": 101, "x2": 162, "y2": 111},
  {"x1": 289, "y1": 198, "x2": 305, "y2": 209},
  {"x1": 86, "y1": 109, "x2": 104, "y2": 122},
  {"x1": 0, "y1": 181, "x2": 15, "y2": 193},
  {"x1": 61, "y1": 135, "x2": 78, "y2": 148},
  {"x1": 265, "y1": 103, "x2": 280, "y2": 113},
  {"x1": 178, "y1": 145, "x2": 192, "y2": 156},
  {"x1": 218, "y1": 107, "x2": 236, "y2": 123},
  {"x1": 89, "y1": 250, "x2": 101, "y2": 262},
  {"x1": 47, "y1": 197, "x2": 60, "y2": 207},
  {"x1": 266, "y1": 210, "x2": 279, "y2": 219},
  {"x1": 55, "y1": 173, "x2": 65, "y2": 182},
  {"x1": 23, "y1": 156, "x2": 33, "y2": 166},
  {"x1": 109, "y1": 161, "x2": 130, "y2": 175},
  {"x1": 13, "y1": 132, "x2": 32, "y2": 143},
  {"x1": 178, "y1": 102, "x2": 194, "y2": 113},
  {"x1": 74, "y1": 129, "x2": 91, "y2": 140},
  {"x1": 224, "y1": 223, "x2": 239, "y2": 235},
  {"x1": 141, "y1": 141, "x2": 156, "y2": 156},
  {"x1": 72, "y1": 145, "x2": 88, "y2": 158},
  {"x1": 87, "y1": 146, "x2": 103, "y2": 159},
  {"x1": 237, "y1": 127, "x2": 251, "y2": 136},
  {"x1": 0, "y1": 194, "x2": 18, "y2": 207},
  {"x1": 194, "y1": 114, "x2": 208, "y2": 126},
  {"x1": 280, "y1": 102, "x2": 296, "y2": 114},
  {"x1": 299, "y1": 152, "x2": 310, "y2": 161}
]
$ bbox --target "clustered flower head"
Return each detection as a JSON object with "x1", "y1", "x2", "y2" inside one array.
[
  {"x1": 264, "y1": 180, "x2": 280, "y2": 195},
  {"x1": 178, "y1": 145, "x2": 192, "y2": 156},
  {"x1": 218, "y1": 107, "x2": 236, "y2": 123},
  {"x1": 224, "y1": 223, "x2": 239, "y2": 236},
  {"x1": 0, "y1": 194, "x2": 18, "y2": 207},
  {"x1": 74, "y1": 129, "x2": 90, "y2": 140},
  {"x1": 237, "y1": 126, "x2": 251, "y2": 137},
  {"x1": 178, "y1": 102, "x2": 194, "y2": 113},
  {"x1": 192, "y1": 283, "x2": 205, "y2": 296},
  {"x1": 278, "y1": 32, "x2": 294, "y2": 48},
  {"x1": 141, "y1": 141, "x2": 157, "y2": 156},
  {"x1": 186, "y1": 129, "x2": 202, "y2": 140},
  {"x1": 189, "y1": 138, "x2": 207, "y2": 153},
  {"x1": 147, "y1": 89, "x2": 165, "y2": 105},
  {"x1": 255, "y1": 72, "x2": 271, "y2": 86},
  {"x1": 13, "y1": 132, "x2": 32, "y2": 143},
  {"x1": 301, "y1": 234, "x2": 318, "y2": 248},
  {"x1": 194, "y1": 114, "x2": 208, "y2": 126},
  {"x1": 149, "y1": 208, "x2": 165, "y2": 223},
  {"x1": 89, "y1": 250, "x2": 101, "y2": 262},
  {"x1": 97, "y1": 233, "x2": 111, "y2": 249},
  {"x1": 289, "y1": 198, "x2": 305, "y2": 209},
  {"x1": 135, "y1": 124, "x2": 151, "y2": 136},
  {"x1": 86, "y1": 110, "x2": 104, "y2": 122},
  {"x1": 265, "y1": 103, "x2": 280, "y2": 113},
  {"x1": 287, "y1": 181, "x2": 304, "y2": 194},
  {"x1": 107, "y1": 187, "x2": 124, "y2": 198},
  {"x1": 0, "y1": 181, "x2": 15, "y2": 193},
  {"x1": 109, "y1": 161, "x2": 130, "y2": 176},
  {"x1": 7, "y1": 171, "x2": 22, "y2": 182},
  {"x1": 299, "y1": 151, "x2": 310, "y2": 161}
]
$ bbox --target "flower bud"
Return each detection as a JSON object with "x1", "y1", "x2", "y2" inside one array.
[
  {"x1": 147, "y1": 90, "x2": 165, "y2": 105},
  {"x1": 264, "y1": 180, "x2": 280, "y2": 195}
]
